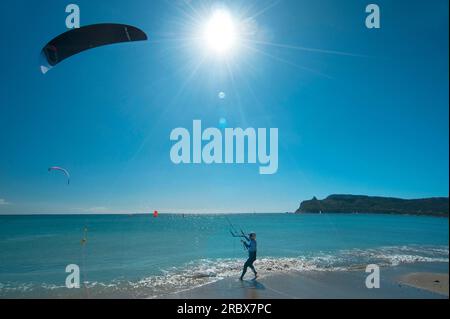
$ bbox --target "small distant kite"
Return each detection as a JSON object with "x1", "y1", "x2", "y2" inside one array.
[
  {"x1": 40, "y1": 23, "x2": 148, "y2": 74},
  {"x1": 48, "y1": 166, "x2": 70, "y2": 185}
]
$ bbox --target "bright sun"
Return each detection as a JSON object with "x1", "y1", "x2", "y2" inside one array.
[{"x1": 203, "y1": 9, "x2": 238, "y2": 55}]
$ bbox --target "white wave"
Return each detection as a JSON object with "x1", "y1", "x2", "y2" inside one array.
[{"x1": 1, "y1": 245, "x2": 448, "y2": 298}]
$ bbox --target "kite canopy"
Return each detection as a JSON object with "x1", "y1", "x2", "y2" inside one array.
[
  {"x1": 40, "y1": 23, "x2": 148, "y2": 73},
  {"x1": 48, "y1": 166, "x2": 70, "y2": 184}
]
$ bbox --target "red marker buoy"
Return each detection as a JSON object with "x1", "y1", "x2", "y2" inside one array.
[{"x1": 153, "y1": 210, "x2": 158, "y2": 218}]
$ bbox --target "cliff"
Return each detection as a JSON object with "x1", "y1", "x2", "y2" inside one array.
[{"x1": 296, "y1": 195, "x2": 449, "y2": 217}]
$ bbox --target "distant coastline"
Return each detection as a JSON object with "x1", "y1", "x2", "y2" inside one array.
[{"x1": 296, "y1": 195, "x2": 449, "y2": 217}]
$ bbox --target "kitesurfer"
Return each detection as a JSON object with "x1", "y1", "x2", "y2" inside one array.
[{"x1": 239, "y1": 232, "x2": 258, "y2": 280}]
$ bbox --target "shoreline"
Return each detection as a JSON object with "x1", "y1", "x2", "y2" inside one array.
[
  {"x1": 157, "y1": 262, "x2": 449, "y2": 299},
  {"x1": 0, "y1": 262, "x2": 447, "y2": 299}
]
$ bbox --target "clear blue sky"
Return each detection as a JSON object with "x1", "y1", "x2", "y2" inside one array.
[{"x1": 0, "y1": 0, "x2": 448, "y2": 214}]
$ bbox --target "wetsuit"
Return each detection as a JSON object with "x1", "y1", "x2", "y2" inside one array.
[{"x1": 240, "y1": 238, "x2": 257, "y2": 279}]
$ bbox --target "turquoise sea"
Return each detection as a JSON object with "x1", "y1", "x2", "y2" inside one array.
[{"x1": 0, "y1": 213, "x2": 448, "y2": 298}]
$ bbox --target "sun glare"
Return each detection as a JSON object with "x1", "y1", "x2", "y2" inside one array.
[{"x1": 203, "y1": 9, "x2": 238, "y2": 55}]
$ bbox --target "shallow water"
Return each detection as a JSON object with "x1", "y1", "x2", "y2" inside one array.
[{"x1": 0, "y1": 213, "x2": 448, "y2": 298}]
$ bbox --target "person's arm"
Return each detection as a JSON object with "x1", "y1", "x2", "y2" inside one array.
[{"x1": 241, "y1": 239, "x2": 250, "y2": 249}]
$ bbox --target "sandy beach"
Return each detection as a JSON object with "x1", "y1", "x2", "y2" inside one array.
[
  {"x1": 399, "y1": 272, "x2": 449, "y2": 296},
  {"x1": 157, "y1": 262, "x2": 449, "y2": 299}
]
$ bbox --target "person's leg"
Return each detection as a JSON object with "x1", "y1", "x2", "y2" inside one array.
[
  {"x1": 240, "y1": 258, "x2": 251, "y2": 280},
  {"x1": 249, "y1": 253, "x2": 257, "y2": 277},
  {"x1": 249, "y1": 264, "x2": 256, "y2": 274}
]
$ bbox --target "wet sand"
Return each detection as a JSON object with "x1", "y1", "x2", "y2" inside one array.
[
  {"x1": 399, "y1": 272, "x2": 448, "y2": 296},
  {"x1": 157, "y1": 262, "x2": 448, "y2": 299}
]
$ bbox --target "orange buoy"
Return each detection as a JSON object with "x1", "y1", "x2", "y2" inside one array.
[{"x1": 153, "y1": 210, "x2": 158, "y2": 217}]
